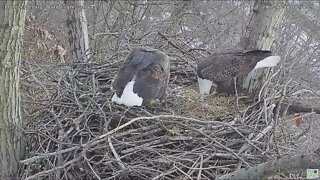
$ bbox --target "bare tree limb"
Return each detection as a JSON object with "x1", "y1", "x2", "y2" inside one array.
[
  {"x1": 217, "y1": 148, "x2": 320, "y2": 180},
  {"x1": 285, "y1": 97, "x2": 320, "y2": 114}
]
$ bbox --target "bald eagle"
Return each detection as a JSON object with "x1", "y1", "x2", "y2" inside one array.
[
  {"x1": 197, "y1": 50, "x2": 281, "y2": 95},
  {"x1": 111, "y1": 47, "x2": 170, "y2": 106}
]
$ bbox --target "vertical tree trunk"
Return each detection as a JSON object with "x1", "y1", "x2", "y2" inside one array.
[
  {"x1": 0, "y1": 1, "x2": 27, "y2": 179},
  {"x1": 241, "y1": 0, "x2": 285, "y2": 93},
  {"x1": 65, "y1": 0, "x2": 91, "y2": 62}
]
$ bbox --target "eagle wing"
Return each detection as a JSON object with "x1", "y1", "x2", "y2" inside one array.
[
  {"x1": 112, "y1": 47, "x2": 170, "y2": 100},
  {"x1": 111, "y1": 51, "x2": 139, "y2": 97},
  {"x1": 198, "y1": 52, "x2": 248, "y2": 83},
  {"x1": 133, "y1": 49, "x2": 170, "y2": 100},
  {"x1": 197, "y1": 50, "x2": 274, "y2": 95}
]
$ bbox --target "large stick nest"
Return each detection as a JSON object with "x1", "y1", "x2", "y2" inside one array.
[{"x1": 20, "y1": 58, "x2": 290, "y2": 180}]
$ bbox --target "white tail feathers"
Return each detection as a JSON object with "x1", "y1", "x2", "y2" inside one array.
[
  {"x1": 112, "y1": 81, "x2": 143, "y2": 107},
  {"x1": 198, "y1": 76, "x2": 213, "y2": 95},
  {"x1": 254, "y1": 56, "x2": 281, "y2": 69}
]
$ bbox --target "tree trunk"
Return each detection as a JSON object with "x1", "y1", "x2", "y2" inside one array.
[
  {"x1": 0, "y1": 1, "x2": 27, "y2": 179},
  {"x1": 65, "y1": 0, "x2": 91, "y2": 62},
  {"x1": 241, "y1": 0, "x2": 285, "y2": 94}
]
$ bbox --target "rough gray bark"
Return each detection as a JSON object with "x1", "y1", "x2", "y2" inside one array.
[
  {"x1": 241, "y1": 0, "x2": 285, "y2": 93},
  {"x1": 0, "y1": 0, "x2": 27, "y2": 179},
  {"x1": 285, "y1": 97, "x2": 320, "y2": 114},
  {"x1": 65, "y1": 0, "x2": 91, "y2": 62},
  {"x1": 217, "y1": 148, "x2": 320, "y2": 180}
]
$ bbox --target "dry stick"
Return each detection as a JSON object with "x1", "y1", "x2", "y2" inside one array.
[
  {"x1": 259, "y1": 68, "x2": 281, "y2": 126},
  {"x1": 48, "y1": 109, "x2": 67, "y2": 179},
  {"x1": 114, "y1": 124, "x2": 159, "y2": 138},
  {"x1": 157, "y1": 31, "x2": 200, "y2": 64},
  {"x1": 216, "y1": 149, "x2": 320, "y2": 180},
  {"x1": 165, "y1": 120, "x2": 250, "y2": 166},
  {"x1": 21, "y1": 146, "x2": 79, "y2": 164},
  {"x1": 179, "y1": 162, "x2": 240, "y2": 171},
  {"x1": 273, "y1": 78, "x2": 293, "y2": 157},
  {"x1": 152, "y1": 144, "x2": 223, "y2": 177},
  {"x1": 21, "y1": 115, "x2": 166, "y2": 164},
  {"x1": 24, "y1": 156, "x2": 82, "y2": 180},
  {"x1": 92, "y1": 73, "x2": 96, "y2": 95},
  {"x1": 108, "y1": 137, "x2": 126, "y2": 169},
  {"x1": 87, "y1": 96, "x2": 108, "y2": 130},
  {"x1": 258, "y1": 65, "x2": 281, "y2": 102},
  {"x1": 121, "y1": 137, "x2": 163, "y2": 154},
  {"x1": 123, "y1": 128, "x2": 163, "y2": 142},
  {"x1": 197, "y1": 155, "x2": 203, "y2": 180},
  {"x1": 56, "y1": 129, "x2": 64, "y2": 179},
  {"x1": 238, "y1": 121, "x2": 274, "y2": 154},
  {"x1": 233, "y1": 77, "x2": 240, "y2": 112},
  {"x1": 157, "y1": 32, "x2": 187, "y2": 54},
  {"x1": 173, "y1": 161, "x2": 193, "y2": 180},
  {"x1": 257, "y1": 65, "x2": 283, "y2": 129},
  {"x1": 21, "y1": 115, "x2": 248, "y2": 165},
  {"x1": 28, "y1": 64, "x2": 50, "y2": 99},
  {"x1": 203, "y1": 169, "x2": 215, "y2": 180},
  {"x1": 152, "y1": 169, "x2": 178, "y2": 180},
  {"x1": 83, "y1": 155, "x2": 101, "y2": 180},
  {"x1": 184, "y1": 156, "x2": 201, "y2": 180}
]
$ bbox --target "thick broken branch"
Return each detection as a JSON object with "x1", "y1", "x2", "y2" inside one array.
[
  {"x1": 286, "y1": 97, "x2": 320, "y2": 114},
  {"x1": 217, "y1": 148, "x2": 320, "y2": 180}
]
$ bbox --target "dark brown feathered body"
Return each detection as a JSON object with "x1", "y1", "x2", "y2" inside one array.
[
  {"x1": 197, "y1": 50, "x2": 272, "y2": 82},
  {"x1": 197, "y1": 50, "x2": 274, "y2": 94},
  {"x1": 111, "y1": 47, "x2": 170, "y2": 105}
]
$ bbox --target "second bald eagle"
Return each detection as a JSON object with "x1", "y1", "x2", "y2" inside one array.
[
  {"x1": 111, "y1": 47, "x2": 170, "y2": 107},
  {"x1": 197, "y1": 50, "x2": 281, "y2": 95}
]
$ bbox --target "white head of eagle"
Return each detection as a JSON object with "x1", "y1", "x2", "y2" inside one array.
[
  {"x1": 111, "y1": 47, "x2": 170, "y2": 107},
  {"x1": 196, "y1": 50, "x2": 281, "y2": 95}
]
